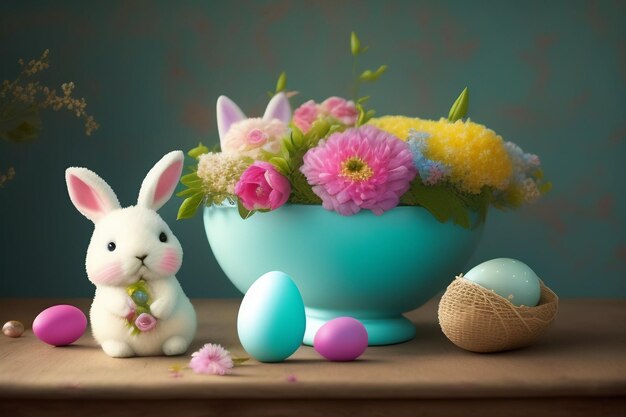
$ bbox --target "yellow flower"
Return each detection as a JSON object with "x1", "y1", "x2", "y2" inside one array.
[{"x1": 369, "y1": 116, "x2": 512, "y2": 194}]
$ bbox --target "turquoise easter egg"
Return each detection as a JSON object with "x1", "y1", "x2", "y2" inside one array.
[
  {"x1": 237, "y1": 271, "x2": 306, "y2": 362},
  {"x1": 464, "y1": 258, "x2": 541, "y2": 307}
]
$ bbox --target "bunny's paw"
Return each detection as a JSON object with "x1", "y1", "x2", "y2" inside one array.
[
  {"x1": 162, "y1": 336, "x2": 189, "y2": 356},
  {"x1": 101, "y1": 340, "x2": 135, "y2": 358},
  {"x1": 150, "y1": 298, "x2": 174, "y2": 320}
]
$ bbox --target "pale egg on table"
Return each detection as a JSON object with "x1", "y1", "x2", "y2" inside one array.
[
  {"x1": 237, "y1": 271, "x2": 306, "y2": 363},
  {"x1": 2, "y1": 320, "x2": 25, "y2": 338},
  {"x1": 464, "y1": 258, "x2": 541, "y2": 307}
]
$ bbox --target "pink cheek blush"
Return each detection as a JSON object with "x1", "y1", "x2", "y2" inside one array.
[
  {"x1": 33, "y1": 305, "x2": 87, "y2": 346},
  {"x1": 159, "y1": 248, "x2": 181, "y2": 274},
  {"x1": 313, "y1": 317, "x2": 368, "y2": 361},
  {"x1": 91, "y1": 262, "x2": 123, "y2": 285}
]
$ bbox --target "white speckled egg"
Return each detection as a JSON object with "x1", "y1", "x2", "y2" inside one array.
[
  {"x1": 237, "y1": 271, "x2": 306, "y2": 362},
  {"x1": 464, "y1": 258, "x2": 541, "y2": 307}
]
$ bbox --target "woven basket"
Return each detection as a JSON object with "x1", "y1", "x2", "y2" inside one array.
[{"x1": 438, "y1": 276, "x2": 558, "y2": 353}]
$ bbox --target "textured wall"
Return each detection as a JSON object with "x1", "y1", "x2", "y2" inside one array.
[{"x1": 0, "y1": 0, "x2": 624, "y2": 298}]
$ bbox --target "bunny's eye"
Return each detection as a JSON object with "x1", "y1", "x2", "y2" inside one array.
[
  {"x1": 107, "y1": 242, "x2": 116, "y2": 252},
  {"x1": 159, "y1": 232, "x2": 167, "y2": 243}
]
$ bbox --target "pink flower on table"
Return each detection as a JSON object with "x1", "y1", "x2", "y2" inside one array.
[
  {"x1": 135, "y1": 313, "x2": 157, "y2": 332},
  {"x1": 320, "y1": 96, "x2": 358, "y2": 126},
  {"x1": 300, "y1": 125, "x2": 416, "y2": 216},
  {"x1": 189, "y1": 343, "x2": 234, "y2": 375},
  {"x1": 293, "y1": 100, "x2": 320, "y2": 133},
  {"x1": 234, "y1": 161, "x2": 291, "y2": 211},
  {"x1": 292, "y1": 96, "x2": 358, "y2": 133}
]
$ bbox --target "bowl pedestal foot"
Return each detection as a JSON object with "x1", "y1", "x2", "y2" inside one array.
[{"x1": 303, "y1": 310, "x2": 416, "y2": 346}]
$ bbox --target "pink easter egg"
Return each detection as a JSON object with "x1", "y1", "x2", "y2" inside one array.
[
  {"x1": 313, "y1": 317, "x2": 368, "y2": 361},
  {"x1": 32, "y1": 305, "x2": 87, "y2": 346}
]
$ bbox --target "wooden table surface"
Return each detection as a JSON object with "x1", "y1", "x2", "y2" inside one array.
[{"x1": 0, "y1": 298, "x2": 624, "y2": 417}]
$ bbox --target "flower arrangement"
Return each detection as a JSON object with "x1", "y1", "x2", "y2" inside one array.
[{"x1": 177, "y1": 33, "x2": 550, "y2": 228}]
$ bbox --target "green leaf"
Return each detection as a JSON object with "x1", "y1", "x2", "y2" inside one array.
[
  {"x1": 280, "y1": 139, "x2": 292, "y2": 160},
  {"x1": 291, "y1": 126, "x2": 304, "y2": 147},
  {"x1": 357, "y1": 96, "x2": 370, "y2": 104},
  {"x1": 275, "y1": 71, "x2": 287, "y2": 93},
  {"x1": 448, "y1": 87, "x2": 469, "y2": 122},
  {"x1": 457, "y1": 187, "x2": 492, "y2": 227},
  {"x1": 305, "y1": 119, "x2": 330, "y2": 143},
  {"x1": 232, "y1": 357, "x2": 250, "y2": 366},
  {"x1": 288, "y1": 171, "x2": 322, "y2": 205},
  {"x1": 359, "y1": 70, "x2": 374, "y2": 81},
  {"x1": 237, "y1": 199, "x2": 256, "y2": 220},
  {"x1": 401, "y1": 180, "x2": 471, "y2": 228},
  {"x1": 359, "y1": 65, "x2": 387, "y2": 82},
  {"x1": 269, "y1": 157, "x2": 291, "y2": 175},
  {"x1": 188, "y1": 143, "x2": 209, "y2": 159},
  {"x1": 177, "y1": 192, "x2": 205, "y2": 220},
  {"x1": 180, "y1": 172, "x2": 200, "y2": 186},
  {"x1": 351, "y1": 31, "x2": 361, "y2": 56},
  {"x1": 176, "y1": 187, "x2": 201, "y2": 198}
]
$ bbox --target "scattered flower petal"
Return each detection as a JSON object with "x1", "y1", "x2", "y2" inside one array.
[{"x1": 189, "y1": 343, "x2": 234, "y2": 376}]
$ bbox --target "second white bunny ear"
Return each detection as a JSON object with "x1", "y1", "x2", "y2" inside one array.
[
  {"x1": 263, "y1": 92, "x2": 291, "y2": 124},
  {"x1": 216, "y1": 95, "x2": 246, "y2": 142},
  {"x1": 66, "y1": 167, "x2": 121, "y2": 223},
  {"x1": 137, "y1": 151, "x2": 184, "y2": 211}
]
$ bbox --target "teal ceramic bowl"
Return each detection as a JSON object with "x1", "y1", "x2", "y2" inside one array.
[{"x1": 204, "y1": 204, "x2": 483, "y2": 345}]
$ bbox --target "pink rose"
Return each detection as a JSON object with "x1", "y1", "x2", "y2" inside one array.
[
  {"x1": 135, "y1": 313, "x2": 157, "y2": 332},
  {"x1": 321, "y1": 96, "x2": 358, "y2": 126},
  {"x1": 293, "y1": 100, "x2": 320, "y2": 133},
  {"x1": 246, "y1": 128, "x2": 269, "y2": 146},
  {"x1": 234, "y1": 161, "x2": 291, "y2": 211}
]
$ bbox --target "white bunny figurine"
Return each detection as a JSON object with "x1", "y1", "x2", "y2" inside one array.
[{"x1": 65, "y1": 150, "x2": 197, "y2": 357}]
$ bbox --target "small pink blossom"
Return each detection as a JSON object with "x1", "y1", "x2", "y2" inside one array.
[
  {"x1": 135, "y1": 313, "x2": 157, "y2": 332},
  {"x1": 234, "y1": 161, "x2": 291, "y2": 211},
  {"x1": 320, "y1": 96, "x2": 358, "y2": 126},
  {"x1": 293, "y1": 100, "x2": 320, "y2": 133},
  {"x1": 292, "y1": 97, "x2": 358, "y2": 133},
  {"x1": 300, "y1": 125, "x2": 416, "y2": 216},
  {"x1": 247, "y1": 128, "x2": 269, "y2": 145},
  {"x1": 189, "y1": 343, "x2": 234, "y2": 375}
]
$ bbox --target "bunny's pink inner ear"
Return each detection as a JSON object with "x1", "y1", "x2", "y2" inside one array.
[
  {"x1": 153, "y1": 160, "x2": 183, "y2": 206},
  {"x1": 217, "y1": 95, "x2": 246, "y2": 141},
  {"x1": 137, "y1": 151, "x2": 184, "y2": 211},
  {"x1": 66, "y1": 168, "x2": 121, "y2": 223},
  {"x1": 68, "y1": 174, "x2": 104, "y2": 213},
  {"x1": 263, "y1": 92, "x2": 291, "y2": 124}
]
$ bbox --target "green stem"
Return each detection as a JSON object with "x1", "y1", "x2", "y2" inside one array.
[{"x1": 351, "y1": 56, "x2": 361, "y2": 101}]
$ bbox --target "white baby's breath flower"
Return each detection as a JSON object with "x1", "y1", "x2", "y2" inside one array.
[{"x1": 197, "y1": 152, "x2": 251, "y2": 199}]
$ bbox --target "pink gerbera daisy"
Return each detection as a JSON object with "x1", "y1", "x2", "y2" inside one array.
[
  {"x1": 189, "y1": 343, "x2": 234, "y2": 375},
  {"x1": 300, "y1": 125, "x2": 416, "y2": 216}
]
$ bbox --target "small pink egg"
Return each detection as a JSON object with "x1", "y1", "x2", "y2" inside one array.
[
  {"x1": 32, "y1": 305, "x2": 87, "y2": 346},
  {"x1": 313, "y1": 317, "x2": 368, "y2": 361}
]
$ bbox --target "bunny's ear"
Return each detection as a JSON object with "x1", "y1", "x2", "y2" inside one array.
[
  {"x1": 216, "y1": 95, "x2": 246, "y2": 142},
  {"x1": 263, "y1": 92, "x2": 291, "y2": 124},
  {"x1": 137, "y1": 150, "x2": 184, "y2": 211},
  {"x1": 66, "y1": 167, "x2": 121, "y2": 223}
]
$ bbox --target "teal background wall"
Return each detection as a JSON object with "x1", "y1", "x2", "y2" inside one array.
[{"x1": 1, "y1": 0, "x2": 624, "y2": 298}]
